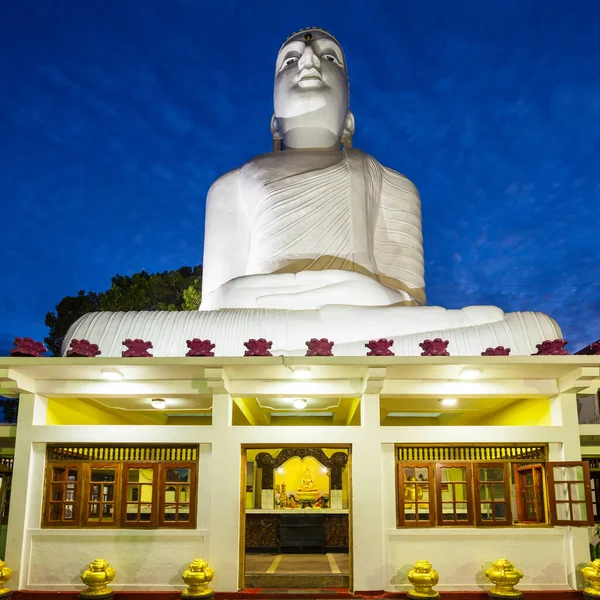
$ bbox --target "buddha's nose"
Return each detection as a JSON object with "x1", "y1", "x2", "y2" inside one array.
[{"x1": 298, "y1": 45, "x2": 320, "y2": 71}]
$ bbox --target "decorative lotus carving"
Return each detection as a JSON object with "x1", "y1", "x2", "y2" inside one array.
[
  {"x1": 10, "y1": 337, "x2": 47, "y2": 357},
  {"x1": 67, "y1": 339, "x2": 101, "y2": 357},
  {"x1": 419, "y1": 338, "x2": 449, "y2": 356},
  {"x1": 306, "y1": 338, "x2": 334, "y2": 356},
  {"x1": 122, "y1": 339, "x2": 153, "y2": 357},
  {"x1": 244, "y1": 338, "x2": 273, "y2": 356},
  {"x1": 481, "y1": 346, "x2": 511, "y2": 356},
  {"x1": 365, "y1": 338, "x2": 395, "y2": 356},
  {"x1": 532, "y1": 339, "x2": 568, "y2": 355},
  {"x1": 186, "y1": 339, "x2": 215, "y2": 357},
  {"x1": 589, "y1": 342, "x2": 600, "y2": 355}
]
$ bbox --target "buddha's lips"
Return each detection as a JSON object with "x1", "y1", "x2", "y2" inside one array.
[{"x1": 298, "y1": 68, "x2": 322, "y2": 82}]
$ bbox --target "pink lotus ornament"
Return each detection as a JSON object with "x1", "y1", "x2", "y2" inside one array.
[
  {"x1": 244, "y1": 338, "x2": 273, "y2": 356},
  {"x1": 305, "y1": 338, "x2": 334, "y2": 356},
  {"x1": 589, "y1": 342, "x2": 600, "y2": 355},
  {"x1": 186, "y1": 339, "x2": 215, "y2": 357},
  {"x1": 481, "y1": 346, "x2": 511, "y2": 356},
  {"x1": 366, "y1": 339, "x2": 395, "y2": 356},
  {"x1": 532, "y1": 339, "x2": 568, "y2": 355},
  {"x1": 67, "y1": 339, "x2": 101, "y2": 357},
  {"x1": 122, "y1": 339, "x2": 153, "y2": 357},
  {"x1": 10, "y1": 337, "x2": 47, "y2": 357},
  {"x1": 419, "y1": 338, "x2": 450, "y2": 356}
]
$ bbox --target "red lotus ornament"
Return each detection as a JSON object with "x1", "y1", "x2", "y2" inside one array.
[
  {"x1": 532, "y1": 339, "x2": 568, "y2": 355},
  {"x1": 419, "y1": 338, "x2": 450, "y2": 356},
  {"x1": 67, "y1": 339, "x2": 101, "y2": 357},
  {"x1": 186, "y1": 339, "x2": 215, "y2": 357},
  {"x1": 305, "y1": 338, "x2": 334, "y2": 356},
  {"x1": 244, "y1": 338, "x2": 273, "y2": 356},
  {"x1": 366, "y1": 338, "x2": 395, "y2": 356},
  {"x1": 589, "y1": 342, "x2": 600, "y2": 355},
  {"x1": 10, "y1": 337, "x2": 47, "y2": 357},
  {"x1": 481, "y1": 346, "x2": 511, "y2": 356},
  {"x1": 122, "y1": 339, "x2": 153, "y2": 357}
]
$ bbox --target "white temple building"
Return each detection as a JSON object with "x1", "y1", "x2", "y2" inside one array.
[{"x1": 0, "y1": 27, "x2": 599, "y2": 599}]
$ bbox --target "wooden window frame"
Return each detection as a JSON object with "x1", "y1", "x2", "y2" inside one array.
[
  {"x1": 514, "y1": 463, "x2": 546, "y2": 524},
  {"x1": 44, "y1": 462, "x2": 82, "y2": 527},
  {"x1": 589, "y1": 470, "x2": 600, "y2": 523},
  {"x1": 121, "y1": 463, "x2": 159, "y2": 528},
  {"x1": 397, "y1": 462, "x2": 435, "y2": 527},
  {"x1": 82, "y1": 462, "x2": 120, "y2": 528},
  {"x1": 474, "y1": 462, "x2": 512, "y2": 526},
  {"x1": 158, "y1": 461, "x2": 197, "y2": 528},
  {"x1": 547, "y1": 461, "x2": 594, "y2": 526},
  {"x1": 435, "y1": 462, "x2": 474, "y2": 526},
  {"x1": 43, "y1": 453, "x2": 198, "y2": 529}
]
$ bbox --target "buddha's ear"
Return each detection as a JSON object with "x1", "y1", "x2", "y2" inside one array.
[
  {"x1": 271, "y1": 114, "x2": 282, "y2": 152},
  {"x1": 341, "y1": 110, "x2": 355, "y2": 149}
]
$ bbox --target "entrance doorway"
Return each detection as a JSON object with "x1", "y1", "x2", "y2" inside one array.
[{"x1": 240, "y1": 445, "x2": 351, "y2": 590}]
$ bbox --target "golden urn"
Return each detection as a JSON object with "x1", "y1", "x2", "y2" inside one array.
[
  {"x1": 484, "y1": 558, "x2": 524, "y2": 598},
  {"x1": 79, "y1": 558, "x2": 115, "y2": 598},
  {"x1": 406, "y1": 560, "x2": 440, "y2": 599},
  {"x1": 582, "y1": 559, "x2": 600, "y2": 597},
  {"x1": 0, "y1": 559, "x2": 12, "y2": 596},
  {"x1": 182, "y1": 558, "x2": 215, "y2": 598}
]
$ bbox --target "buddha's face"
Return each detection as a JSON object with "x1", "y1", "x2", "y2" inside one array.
[{"x1": 274, "y1": 29, "x2": 349, "y2": 145}]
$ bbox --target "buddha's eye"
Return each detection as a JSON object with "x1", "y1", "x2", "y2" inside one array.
[
  {"x1": 321, "y1": 53, "x2": 341, "y2": 66},
  {"x1": 285, "y1": 56, "x2": 299, "y2": 66}
]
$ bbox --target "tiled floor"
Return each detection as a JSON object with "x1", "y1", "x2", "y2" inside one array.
[
  {"x1": 246, "y1": 553, "x2": 349, "y2": 575},
  {"x1": 245, "y1": 553, "x2": 350, "y2": 588}
]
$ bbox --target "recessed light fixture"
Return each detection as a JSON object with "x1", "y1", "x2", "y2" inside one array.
[
  {"x1": 151, "y1": 398, "x2": 167, "y2": 409},
  {"x1": 293, "y1": 367, "x2": 312, "y2": 379},
  {"x1": 292, "y1": 398, "x2": 308, "y2": 409},
  {"x1": 460, "y1": 369, "x2": 482, "y2": 380},
  {"x1": 440, "y1": 398, "x2": 458, "y2": 407},
  {"x1": 101, "y1": 370, "x2": 123, "y2": 381}
]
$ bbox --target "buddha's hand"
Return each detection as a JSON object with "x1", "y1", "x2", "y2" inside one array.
[{"x1": 201, "y1": 270, "x2": 415, "y2": 310}]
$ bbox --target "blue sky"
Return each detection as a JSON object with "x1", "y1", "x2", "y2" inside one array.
[{"x1": 1, "y1": 0, "x2": 599, "y2": 354}]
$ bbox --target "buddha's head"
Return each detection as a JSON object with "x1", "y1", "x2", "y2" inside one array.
[{"x1": 273, "y1": 28, "x2": 354, "y2": 150}]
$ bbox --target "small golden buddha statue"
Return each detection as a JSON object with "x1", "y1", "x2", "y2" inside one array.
[{"x1": 297, "y1": 466, "x2": 320, "y2": 504}]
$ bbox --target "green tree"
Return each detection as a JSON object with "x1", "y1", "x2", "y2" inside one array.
[{"x1": 45, "y1": 265, "x2": 202, "y2": 356}]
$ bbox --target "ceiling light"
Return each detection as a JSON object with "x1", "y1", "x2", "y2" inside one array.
[
  {"x1": 151, "y1": 398, "x2": 167, "y2": 409},
  {"x1": 101, "y1": 370, "x2": 123, "y2": 381},
  {"x1": 460, "y1": 369, "x2": 481, "y2": 380},
  {"x1": 293, "y1": 367, "x2": 312, "y2": 379},
  {"x1": 292, "y1": 398, "x2": 308, "y2": 409},
  {"x1": 440, "y1": 398, "x2": 458, "y2": 407}
]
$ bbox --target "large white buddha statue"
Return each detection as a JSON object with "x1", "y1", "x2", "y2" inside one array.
[{"x1": 64, "y1": 28, "x2": 561, "y2": 356}]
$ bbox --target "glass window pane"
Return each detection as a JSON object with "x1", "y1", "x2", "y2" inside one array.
[
  {"x1": 480, "y1": 503, "x2": 492, "y2": 520},
  {"x1": 178, "y1": 505, "x2": 190, "y2": 521},
  {"x1": 64, "y1": 504, "x2": 74, "y2": 520},
  {"x1": 556, "y1": 503, "x2": 571, "y2": 521},
  {"x1": 164, "y1": 503, "x2": 177, "y2": 521},
  {"x1": 479, "y1": 484, "x2": 491, "y2": 500},
  {"x1": 572, "y1": 502, "x2": 588, "y2": 521},
  {"x1": 456, "y1": 502, "x2": 468, "y2": 514},
  {"x1": 554, "y1": 482, "x2": 569, "y2": 501},
  {"x1": 179, "y1": 486, "x2": 190, "y2": 502},
  {"x1": 492, "y1": 484, "x2": 505, "y2": 500},
  {"x1": 128, "y1": 469, "x2": 140, "y2": 482},
  {"x1": 127, "y1": 485, "x2": 140, "y2": 502},
  {"x1": 553, "y1": 465, "x2": 584, "y2": 481},
  {"x1": 440, "y1": 466, "x2": 466, "y2": 482},
  {"x1": 492, "y1": 503, "x2": 507, "y2": 519},
  {"x1": 49, "y1": 503, "x2": 61, "y2": 520},
  {"x1": 166, "y1": 467, "x2": 190, "y2": 482},
  {"x1": 51, "y1": 484, "x2": 64, "y2": 501},
  {"x1": 91, "y1": 468, "x2": 115, "y2": 482},
  {"x1": 52, "y1": 468, "x2": 65, "y2": 482},
  {"x1": 140, "y1": 504, "x2": 152, "y2": 521},
  {"x1": 479, "y1": 466, "x2": 503, "y2": 481},
  {"x1": 570, "y1": 482, "x2": 585, "y2": 501}
]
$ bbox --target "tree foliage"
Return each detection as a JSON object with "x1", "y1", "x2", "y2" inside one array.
[{"x1": 45, "y1": 265, "x2": 202, "y2": 356}]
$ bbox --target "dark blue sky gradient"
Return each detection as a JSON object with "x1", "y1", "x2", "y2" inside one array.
[{"x1": 1, "y1": 0, "x2": 599, "y2": 354}]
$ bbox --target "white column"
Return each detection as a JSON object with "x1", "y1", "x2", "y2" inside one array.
[
  {"x1": 5, "y1": 393, "x2": 47, "y2": 588},
  {"x1": 549, "y1": 393, "x2": 582, "y2": 460},
  {"x1": 351, "y1": 392, "x2": 384, "y2": 592},
  {"x1": 207, "y1": 392, "x2": 240, "y2": 592}
]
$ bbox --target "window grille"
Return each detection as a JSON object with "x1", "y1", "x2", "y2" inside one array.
[
  {"x1": 47, "y1": 445, "x2": 198, "y2": 462},
  {"x1": 396, "y1": 445, "x2": 546, "y2": 462}
]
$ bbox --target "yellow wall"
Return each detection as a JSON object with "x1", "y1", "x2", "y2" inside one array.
[
  {"x1": 473, "y1": 397, "x2": 550, "y2": 426},
  {"x1": 46, "y1": 398, "x2": 167, "y2": 426}
]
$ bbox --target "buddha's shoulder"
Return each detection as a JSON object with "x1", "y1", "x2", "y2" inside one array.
[{"x1": 347, "y1": 149, "x2": 419, "y2": 195}]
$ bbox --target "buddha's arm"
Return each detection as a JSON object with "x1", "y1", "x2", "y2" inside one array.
[
  {"x1": 201, "y1": 169, "x2": 250, "y2": 303},
  {"x1": 374, "y1": 166, "x2": 426, "y2": 305}
]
